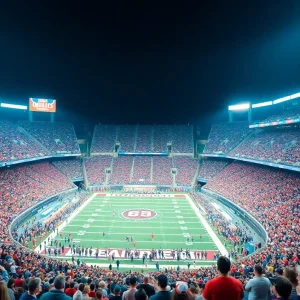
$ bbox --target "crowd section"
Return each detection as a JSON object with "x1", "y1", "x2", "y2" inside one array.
[
  {"x1": 85, "y1": 156, "x2": 112, "y2": 186},
  {"x1": 118, "y1": 125, "x2": 137, "y2": 153},
  {"x1": 173, "y1": 156, "x2": 198, "y2": 186},
  {"x1": 91, "y1": 125, "x2": 117, "y2": 153},
  {"x1": 230, "y1": 127, "x2": 300, "y2": 166},
  {"x1": 171, "y1": 125, "x2": 194, "y2": 153},
  {"x1": 198, "y1": 158, "x2": 229, "y2": 180},
  {"x1": 0, "y1": 162, "x2": 75, "y2": 243},
  {"x1": 135, "y1": 126, "x2": 153, "y2": 153},
  {"x1": 152, "y1": 157, "x2": 173, "y2": 185},
  {"x1": 110, "y1": 156, "x2": 133, "y2": 185},
  {"x1": 153, "y1": 125, "x2": 171, "y2": 152},
  {"x1": 205, "y1": 161, "x2": 300, "y2": 262},
  {"x1": 0, "y1": 121, "x2": 50, "y2": 164},
  {"x1": 258, "y1": 106, "x2": 300, "y2": 123},
  {"x1": 131, "y1": 157, "x2": 152, "y2": 184},
  {"x1": 19, "y1": 121, "x2": 80, "y2": 155},
  {"x1": 52, "y1": 159, "x2": 83, "y2": 180},
  {"x1": 204, "y1": 122, "x2": 251, "y2": 154}
]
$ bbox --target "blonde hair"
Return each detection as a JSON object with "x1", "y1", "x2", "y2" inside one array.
[
  {"x1": 83, "y1": 285, "x2": 90, "y2": 294},
  {"x1": 0, "y1": 282, "x2": 10, "y2": 300}
]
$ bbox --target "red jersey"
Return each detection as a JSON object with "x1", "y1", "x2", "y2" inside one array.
[
  {"x1": 202, "y1": 276, "x2": 244, "y2": 300},
  {"x1": 65, "y1": 288, "x2": 77, "y2": 297}
]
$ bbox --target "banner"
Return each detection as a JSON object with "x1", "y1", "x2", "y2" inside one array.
[{"x1": 29, "y1": 98, "x2": 56, "y2": 113}]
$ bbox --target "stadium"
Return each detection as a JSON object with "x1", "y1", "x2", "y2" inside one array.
[{"x1": 1, "y1": 3, "x2": 300, "y2": 300}]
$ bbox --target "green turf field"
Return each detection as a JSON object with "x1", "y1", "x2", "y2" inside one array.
[{"x1": 59, "y1": 194, "x2": 219, "y2": 252}]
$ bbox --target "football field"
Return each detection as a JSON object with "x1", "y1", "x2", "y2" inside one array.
[{"x1": 48, "y1": 193, "x2": 226, "y2": 268}]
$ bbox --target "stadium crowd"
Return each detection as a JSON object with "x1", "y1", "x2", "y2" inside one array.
[
  {"x1": 230, "y1": 127, "x2": 300, "y2": 166},
  {"x1": 153, "y1": 125, "x2": 171, "y2": 153},
  {"x1": 0, "y1": 121, "x2": 50, "y2": 164},
  {"x1": 19, "y1": 122, "x2": 80, "y2": 155},
  {"x1": 258, "y1": 107, "x2": 300, "y2": 124},
  {"x1": 85, "y1": 156, "x2": 112, "y2": 186},
  {"x1": 198, "y1": 158, "x2": 229, "y2": 180},
  {"x1": 152, "y1": 157, "x2": 173, "y2": 186},
  {"x1": 53, "y1": 159, "x2": 83, "y2": 180},
  {"x1": 91, "y1": 125, "x2": 117, "y2": 153},
  {"x1": 0, "y1": 162, "x2": 75, "y2": 243},
  {"x1": 135, "y1": 126, "x2": 153, "y2": 153},
  {"x1": 118, "y1": 126, "x2": 137, "y2": 153},
  {"x1": 110, "y1": 157, "x2": 133, "y2": 185},
  {"x1": 173, "y1": 156, "x2": 198, "y2": 187},
  {"x1": 131, "y1": 157, "x2": 152, "y2": 185},
  {"x1": 204, "y1": 122, "x2": 251, "y2": 154},
  {"x1": 171, "y1": 126, "x2": 194, "y2": 154}
]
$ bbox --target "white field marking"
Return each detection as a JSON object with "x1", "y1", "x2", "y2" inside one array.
[
  {"x1": 65, "y1": 231, "x2": 209, "y2": 236},
  {"x1": 65, "y1": 224, "x2": 206, "y2": 230},
  {"x1": 68, "y1": 220, "x2": 207, "y2": 225},
  {"x1": 73, "y1": 215, "x2": 200, "y2": 219},
  {"x1": 56, "y1": 238, "x2": 215, "y2": 244},
  {"x1": 34, "y1": 193, "x2": 99, "y2": 253},
  {"x1": 185, "y1": 194, "x2": 228, "y2": 256}
]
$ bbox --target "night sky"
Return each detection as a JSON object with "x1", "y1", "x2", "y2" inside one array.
[{"x1": 1, "y1": 1, "x2": 300, "y2": 131}]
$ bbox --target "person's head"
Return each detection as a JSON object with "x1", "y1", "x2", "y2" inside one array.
[
  {"x1": 172, "y1": 282, "x2": 188, "y2": 300},
  {"x1": 143, "y1": 276, "x2": 149, "y2": 284},
  {"x1": 217, "y1": 256, "x2": 231, "y2": 275},
  {"x1": 7, "y1": 278, "x2": 15, "y2": 289},
  {"x1": 0, "y1": 282, "x2": 10, "y2": 300},
  {"x1": 69, "y1": 281, "x2": 75, "y2": 289},
  {"x1": 272, "y1": 277, "x2": 292, "y2": 299},
  {"x1": 254, "y1": 265, "x2": 263, "y2": 277},
  {"x1": 78, "y1": 283, "x2": 85, "y2": 292},
  {"x1": 96, "y1": 289, "x2": 103, "y2": 300},
  {"x1": 130, "y1": 277, "x2": 137, "y2": 288},
  {"x1": 90, "y1": 283, "x2": 95, "y2": 291},
  {"x1": 54, "y1": 276, "x2": 65, "y2": 290},
  {"x1": 157, "y1": 275, "x2": 168, "y2": 289},
  {"x1": 283, "y1": 268, "x2": 298, "y2": 287},
  {"x1": 114, "y1": 285, "x2": 121, "y2": 295},
  {"x1": 83, "y1": 285, "x2": 90, "y2": 295},
  {"x1": 135, "y1": 288, "x2": 148, "y2": 300},
  {"x1": 99, "y1": 281, "x2": 106, "y2": 289},
  {"x1": 28, "y1": 278, "x2": 41, "y2": 295}
]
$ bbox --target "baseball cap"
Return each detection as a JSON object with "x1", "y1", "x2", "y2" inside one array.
[
  {"x1": 175, "y1": 282, "x2": 188, "y2": 294},
  {"x1": 114, "y1": 285, "x2": 121, "y2": 293},
  {"x1": 275, "y1": 268, "x2": 283, "y2": 275},
  {"x1": 43, "y1": 282, "x2": 50, "y2": 290}
]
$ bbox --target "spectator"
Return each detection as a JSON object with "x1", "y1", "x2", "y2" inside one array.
[
  {"x1": 0, "y1": 281, "x2": 10, "y2": 300},
  {"x1": 15, "y1": 275, "x2": 24, "y2": 288},
  {"x1": 7, "y1": 278, "x2": 16, "y2": 300},
  {"x1": 149, "y1": 275, "x2": 171, "y2": 300},
  {"x1": 137, "y1": 276, "x2": 155, "y2": 298},
  {"x1": 65, "y1": 282, "x2": 77, "y2": 297},
  {"x1": 283, "y1": 268, "x2": 298, "y2": 300},
  {"x1": 245, "y1": 265, "x2": 271, "y2": 300},
  {"x1": 73, "y1": 283, "x2": 85, "y2": 300},
  {"x1": 111, "y1": 285, "x2": 122, "y2": 300},
  {"x1": 37, "y1": 283, "x2": 50, "y2": 299},
  {"x1": 20, "y1": 278, "x2": 41, "y2": 300},
  {"x1": 134, "y1": 289, "x2": 148, "y2": 300},
  {"x1": 122, "y1": 277, "x2": 138, "y2": 300},
  {"x1": 40, "y1": 276, "x2": 71, "y2": 300},
  {"x1": 202, "y1": 256, "x2": 243, "y2": 300},
  {"x1": 271, "y1": 277, "x2": 292, "y2": 300},
  {"x1": 82, "y1": 285, "x2": 91, "y2": 300}
]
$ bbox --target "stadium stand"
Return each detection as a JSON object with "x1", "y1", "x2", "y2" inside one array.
[
  {"x1": 110, "y1": 156, "x2": 133, "y2": 185},
  {"x1": 19, "y1": 121, "x2": 80, "y2": 155},
  {"x1": 85, "y1": 155, "x2": 112, "y2": 186},
  {"x1": 230, "y1": 126, "x2": 300, "y2": 166},
  {"x1": 0, "y1": 121, "x2": 50, "y2": 164},
  {"x1": 171, "y1": 125, "x2": 194, "y2": 153},
  {"x1": 153, "y1": 125, "x2": 171, "y2": 152},
  {"x1": 152, "y1": 156, "x2": 173, "y2": 185},
  {"x1": 52, "y1": 159, "x2": 83, "y2": 180},
  {"x1": 0, "y1": 162, "x2": 75, "y2": 242},
  {"x1": 118, "y1": 125, "x2": 137, "y2": 152},
  {"x1": 131, "y1": 156, "x2": 152, "y2": 184},
  {"x1": 205, "y1": 161, "x2": 300, "y2": 254},
  {"x1": 135, "y1": 125, "x2": 153, "y2": 153},
  {"x1": 204, "y1": 122, "x2": 251, "y2": 154},
  {"x1": 198, "y1": 158, "x2": 229, "y2": 180},
  {"x1": 91, "y1": 124, "x2": 117, "y2": 153},
  {"x1": 256, "y1": 106, "x2": 300, "y2": 124},
  {"x1": 173, "y1": 156, "x2": 199, "y2": 186}
]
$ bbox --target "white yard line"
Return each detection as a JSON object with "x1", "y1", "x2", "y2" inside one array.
[
  {"x1": 64, "y1": 225, "x2": 208, "y2": 230},
  {"x1": 185, "y1": 194, "x2": 228, "y2": 256}
]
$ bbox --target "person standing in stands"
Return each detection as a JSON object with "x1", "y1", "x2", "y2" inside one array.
[
  {"x1": 122, "y1": 277, "x2": 138, "y2": 300},
  {"x1": 149, "y1": 274, "x2": 171, "y2": 300},
  {"x1": 202, "y1": 256, "x2": 244, "y2": 300},
  {"x1": 271, "y1": 277, "x2": 292, "y2": 300},
  {"x1": 137, "y1": 276, "x2": 155, "y2": 298},
  {"x1": 245, "y1": 265, "x2": 271, "y2": 300}
]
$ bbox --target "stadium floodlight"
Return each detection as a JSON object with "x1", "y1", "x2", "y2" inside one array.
[
  {"x1": 228, "y1": 103, "x2": 250, "y2": 111},
  {"x1": 290, "y1": 92, "x2": 300, "y2": 99},
  {"x1": 0, "y1": 103, "x2": 28, "y2": 110},
  {"x1": 273, "y1": 96, "x2": 291, "y2": 104},
  {"x1": 252, "y1": 101, "x2": 273, "y2": 108}
]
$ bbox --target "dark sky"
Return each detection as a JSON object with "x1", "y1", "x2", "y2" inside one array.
[{"x1": 0, "y1": 1, "x2": 300, "y2": 130}]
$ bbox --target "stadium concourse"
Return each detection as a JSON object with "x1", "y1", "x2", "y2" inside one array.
[{"x1": 0, "y1": 120, "x2": 299, "y2": 300}]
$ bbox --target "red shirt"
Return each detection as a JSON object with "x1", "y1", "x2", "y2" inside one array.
[
  {"x1": 15, "y1": 278, "x2": 24, "y2": 287},
  {"x1": 65, "y1": 288, "x2": 77, "y2": 297},
  {"x1": 89, "y1": 291, "x2": 96, "y2": 298},
  {"x1": 202, "y1": 276, "x2": 244, "y2": 300}
]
